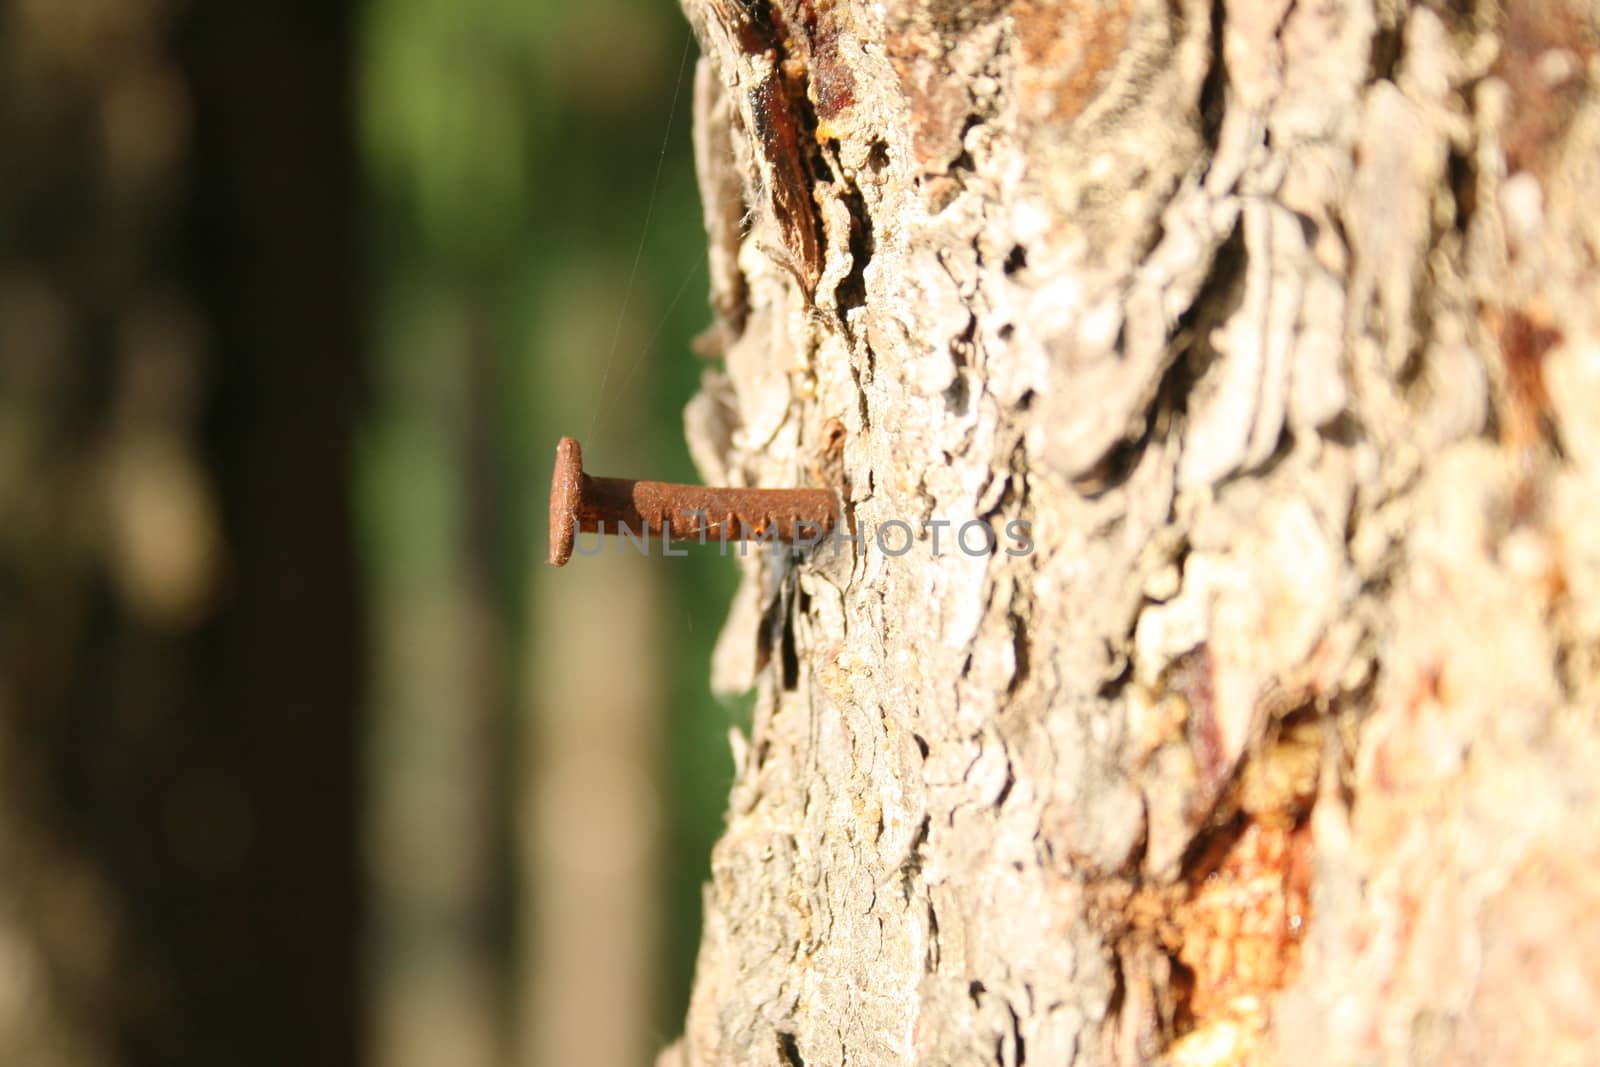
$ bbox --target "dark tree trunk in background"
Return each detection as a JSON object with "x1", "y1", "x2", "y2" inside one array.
[{"x1": 0, "y1": 3, "x2": 363, "y2": 1064}]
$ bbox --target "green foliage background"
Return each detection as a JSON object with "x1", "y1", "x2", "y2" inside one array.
[{"x1": 358, "y1": 0, "x2": 738, "y2": 1036}]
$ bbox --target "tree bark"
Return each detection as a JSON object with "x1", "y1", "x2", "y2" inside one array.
[{"x1": 662, "y1": 1, "x2": 1600, "y2": 1065}]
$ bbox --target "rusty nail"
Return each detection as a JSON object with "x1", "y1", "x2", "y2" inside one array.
[{"x1": 548, "y1": 436, "x2": 837, "y2": 567}]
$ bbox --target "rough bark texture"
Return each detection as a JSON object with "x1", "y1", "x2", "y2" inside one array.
[{"x1": 663, "y1": 1, "x2": 1600, "y2": 1065}]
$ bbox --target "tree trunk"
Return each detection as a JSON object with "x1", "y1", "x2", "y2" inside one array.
[
  {"x1": 0, "y1": 3, "x2": 364, "y2": 1063},
  {"x1": 662, "y1": 1, "x2": 1600, "y2": 1065}
]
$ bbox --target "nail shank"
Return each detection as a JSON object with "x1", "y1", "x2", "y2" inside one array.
[{"x1": 549, "y1": 436, "x2": 837, "y2": 567}]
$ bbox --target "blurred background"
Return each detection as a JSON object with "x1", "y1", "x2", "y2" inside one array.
[{"x1": 0, "y1": 1, "x2": 740, "y2": 1065}]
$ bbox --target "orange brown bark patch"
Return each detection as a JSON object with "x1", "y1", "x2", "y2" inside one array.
[
  {"x1": 1014, "y1": 0, "x2": 1133, "y2": 124},
  {"x1": 791, "y1": 0, "x2": 856, "y2": 131},
  {"x1": 1174, "y1": 819, "x2": 1314, "y2": 1023},
  {"x1": 885, "y1": 36, "x2": 973, "y2": 171},
  {"x1": 1493, "y1": 0, "x2": 1595, "y2": 179},
  {"x1": 1487, "y1": 305, "x2": 1563, "y2": 456}
]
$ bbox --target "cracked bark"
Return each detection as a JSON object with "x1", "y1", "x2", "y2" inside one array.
[{"x1": 665, "y1": 2, "x2": 1600, "y2": 1065}]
